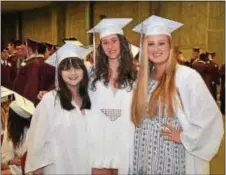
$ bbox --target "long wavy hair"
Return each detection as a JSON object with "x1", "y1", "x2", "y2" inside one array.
[
  {"x1": 7, "y1": 108, "x2": 31, "y2": 149},
  {"x1": 91, "y1": 34, "x2": 137, "y2": 91},
  {"x1": 56, "y1": 57, "x2": 91, "y2": 111},
  {"x1": 131, "y1": 35, "x2": 180, "y2": 126}
]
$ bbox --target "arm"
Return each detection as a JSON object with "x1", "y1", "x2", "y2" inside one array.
[
  {"x1": 25, "y1": 95, "x2": 53, "y2": 174},
  {"x1": 23, "y1": 61, "x2": 41, "y2": 103},
  {"x1": 178, "y1": 69, "x2": 224, "y2": 161}
]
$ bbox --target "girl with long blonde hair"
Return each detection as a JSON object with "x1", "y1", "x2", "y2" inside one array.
[{"x1": 131, "y1": 15, "x2": 223, "y2": 175}]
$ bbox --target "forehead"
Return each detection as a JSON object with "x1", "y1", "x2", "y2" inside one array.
[
  {"x1": 101, "y1": 34, "x2": 118, "y2": 41},
  {"x1": 147, "y1": 34, "x2": 169, "y2": 41},
  {"x1": 16, "y1": 45, "x2": 25, "y2": 49}
]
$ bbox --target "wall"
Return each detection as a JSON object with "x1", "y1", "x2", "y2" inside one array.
[
  {"x1": 21, "y1": 6, "x2": 52, "y2": 43},
  {"x1": 1, "y1": 1, "x2": 225, "y2": 65},
  {"x1": 93, "y1": 1, "x2": 151, "y2": 45},
  {"x1": 1, "y1": 12, "x2": 19, "y2": 45},
  {"x1": 154, "y1": 1, "x2": 225, "y2": 64}
]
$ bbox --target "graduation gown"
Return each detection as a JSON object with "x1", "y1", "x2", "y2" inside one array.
[
  {"x1": 1, "y1": 60, "x2": 13, "y2": 89},
  {"x1": 25, "y1": 90, "x2": 104, "y2": 174},
  {"x1": 219, "y1": 64, "x2": 225, "y2": 114},
  {"x1": 192, "y1": 60, "x2": 216, "y2": 96},
  {"x1": 88, "y1": 80, "x2": 135, "y2": 175},
  {"x1": 13, "y1": 55, "x2": 44, "y2": 103},
  {"x1": 38, "y1": 62, "x2": 55, "y2": 91},
  {"x1": 7, "y1": 55, "x2": 18, "y2": 87},
  {"x1": 175, "y1": 65, "x2": 223, "y2": 174}
]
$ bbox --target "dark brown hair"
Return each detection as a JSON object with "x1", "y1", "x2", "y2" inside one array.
[
  {"x1": 57, "y1": 57, "x2": 91, "y2": 111},
  {"x1": 91, "y1": 34, "x2": 137, "y2": 91}
]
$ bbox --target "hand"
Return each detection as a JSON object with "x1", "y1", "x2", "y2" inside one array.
[
  {"x1": 33, "y1": 168, "x2": 43, "y2": 175},
  {"x1": 92, "y1": 168, "x2": 118, "y2": 175},
  {"x1": 160, "y1": 123, "x2": 183, "y2": 144},
  {"x1": 9, "y1": 158, "x2": 21, "y2": 166},
  {"x1": 1, "y1": 169, "x2": 12, "y2": 175},
  {"x1": 37, "y1": 91, "x2": 47, "y2": 100}
]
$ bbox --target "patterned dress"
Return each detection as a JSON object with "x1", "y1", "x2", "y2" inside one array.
[{"x1": 132, "y1": 80, "x2": 186, "y2": 175}]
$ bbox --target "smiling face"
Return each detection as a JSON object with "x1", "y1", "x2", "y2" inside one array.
[
  {"x1": 62, "y1": 67, "x2": 83, "y2": 88},
  {"x1": 147, "y1": 34, "x2": 171, "y2": 65},
  {"x1": 101, "y1": 34, "x2": 121, "y2": 60}
]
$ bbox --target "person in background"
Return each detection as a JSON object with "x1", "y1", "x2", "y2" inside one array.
[
  {"x1": 9, "y1": 40, "x2": 26, "y2": 88},
  {"x1": 1, "y1": 47, "x2": 12, "y2": 89},
  {"x1": 131, "y1": 15, "x2": 223, "y2": 175},
  {"x1": 1, "y1": 93, "x2": 35, "y2": 175},
  {"x1": 13, "y1": 39, "x2": 44, "y2": 103},
  {"x1": 190, "y1": 47, "x2": 200, "y2": 65},
  {"x1": 7, "y1": 40, "x2": 17, "y2": 59},
  {"x1": 219, "y1": 64, "x2": 225, "y2": 115}
]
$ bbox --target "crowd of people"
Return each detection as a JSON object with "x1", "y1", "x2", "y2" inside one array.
[{"x1": 1, "y1": 15, "x2": 224, "y2": 175}]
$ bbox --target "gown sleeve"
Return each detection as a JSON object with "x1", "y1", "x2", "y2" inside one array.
[
  {"x1": 178, "y1": 68, "x2": 224, "y2": 161},
  {"x1": 25, "y1": 94, "x2": 53, "y2": 173}
]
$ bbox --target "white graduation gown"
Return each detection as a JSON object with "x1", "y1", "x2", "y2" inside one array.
[
  {"x1": 175, "y1": 65, "x2": 224, "y2": 174},
  {"x1": 25, "y1": 90, "x2": 104, "y2": 174},
  {"x1": 88, "y1": 80, "x2": 135, "y2": 174}
]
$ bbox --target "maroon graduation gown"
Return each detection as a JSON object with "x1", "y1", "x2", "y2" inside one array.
[{"x1": 13, "y1": 56, "x2": 44, "y2": 103}]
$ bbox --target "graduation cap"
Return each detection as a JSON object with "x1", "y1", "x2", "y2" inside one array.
[
  {"x1": 45, "y1": 43, "x2": 92, "y2": 90},
  {"x1": 132, "y1": 15, "x2": 183, "y2": 37},
  {"x1": 26, "y1": 38, "x2": 39, "y2": 50},
  {"x1": 64, "y1": 40, "x2": 83, "y2": 47},
  {"x1": 193, "y1": 47, "x2": 200, "y2": 52},
  {"x1": 132, "y1": 15, "x2": 183, "y2": 63},
  {"x1": 87, "y1": 18, "x2": 133, "y2": 39},
  {"x1": 9, "y1": 92, "x2": 35, "y2": 119},
  {"x1": 1, "y1": 86, "x2": 14, "y2": 103},
  {"x1": 45, "y1": 42, "x2": 92, "y2": 67},
  {"x1": 87, "y1": 18, "x2": 133, "y2": 68},
  {"x1": 130, "y1": 44, "x2": 140, "y2": 58}
]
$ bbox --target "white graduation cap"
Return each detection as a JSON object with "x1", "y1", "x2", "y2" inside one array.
[
  {"x1": 45, "y1": 42, "x2": 92, "y2": 67},
  {"x1": 64, "y1": 40, "x2": 83, "y2": 47},
  {"x1": 9, "y1": 92, "x2": 35, "y2": 119},
  {"x1": 130, "y1": 44, "x2": 140, "y2": 58},
  {"x1": 45, "y1": 42, "x2": 92, "y2": 90},
  {"x1": 87, "y1": 18, "x2": 133, "y2": 68},
  {"x1": 1, "y1": 86, "x2": 14, "y2": 103},
  {"x1": 87, "y1": 18, "x2": 133, "y2": 39},
  {"x1": 132, "y1": 15, "x2": 183, "y2": 37}
]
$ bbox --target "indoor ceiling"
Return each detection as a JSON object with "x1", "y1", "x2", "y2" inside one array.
[{"x1": 1, "y1": 1, "x2": 52, "y2": 12}]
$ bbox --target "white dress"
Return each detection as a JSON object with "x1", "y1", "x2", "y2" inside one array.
[
  {"x1": 25, "y1": 90, "x2": 105, "y2": 174},
  {"x1": 1, "y1": 125, "x2": 28, "y2": 174},
  {"x1": 89, "y1": 80, "x2": 135, "y2": 174}
]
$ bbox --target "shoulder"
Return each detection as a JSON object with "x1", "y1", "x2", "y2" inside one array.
[
  {"x1": 41, "y1": 90, "x2": 57, "y2": 104},
  {"x1": 175, "y1": 64, "x2": 203, "y2": 85}
]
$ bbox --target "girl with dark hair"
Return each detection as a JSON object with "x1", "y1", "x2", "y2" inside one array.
[
  {"x1": 25, "y1": 43, "x2": 101, "y2": 174},
  {"x1": 87, "y1": 18, "x2": 137, "y2": 175},
  {"x1": 1, "y1": 93, "x2": 34, "y2": 175}
]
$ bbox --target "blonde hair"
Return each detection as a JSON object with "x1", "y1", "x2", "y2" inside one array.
[{"x1": 131, "y1": 35, "x2": 179, "y2": 126}]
